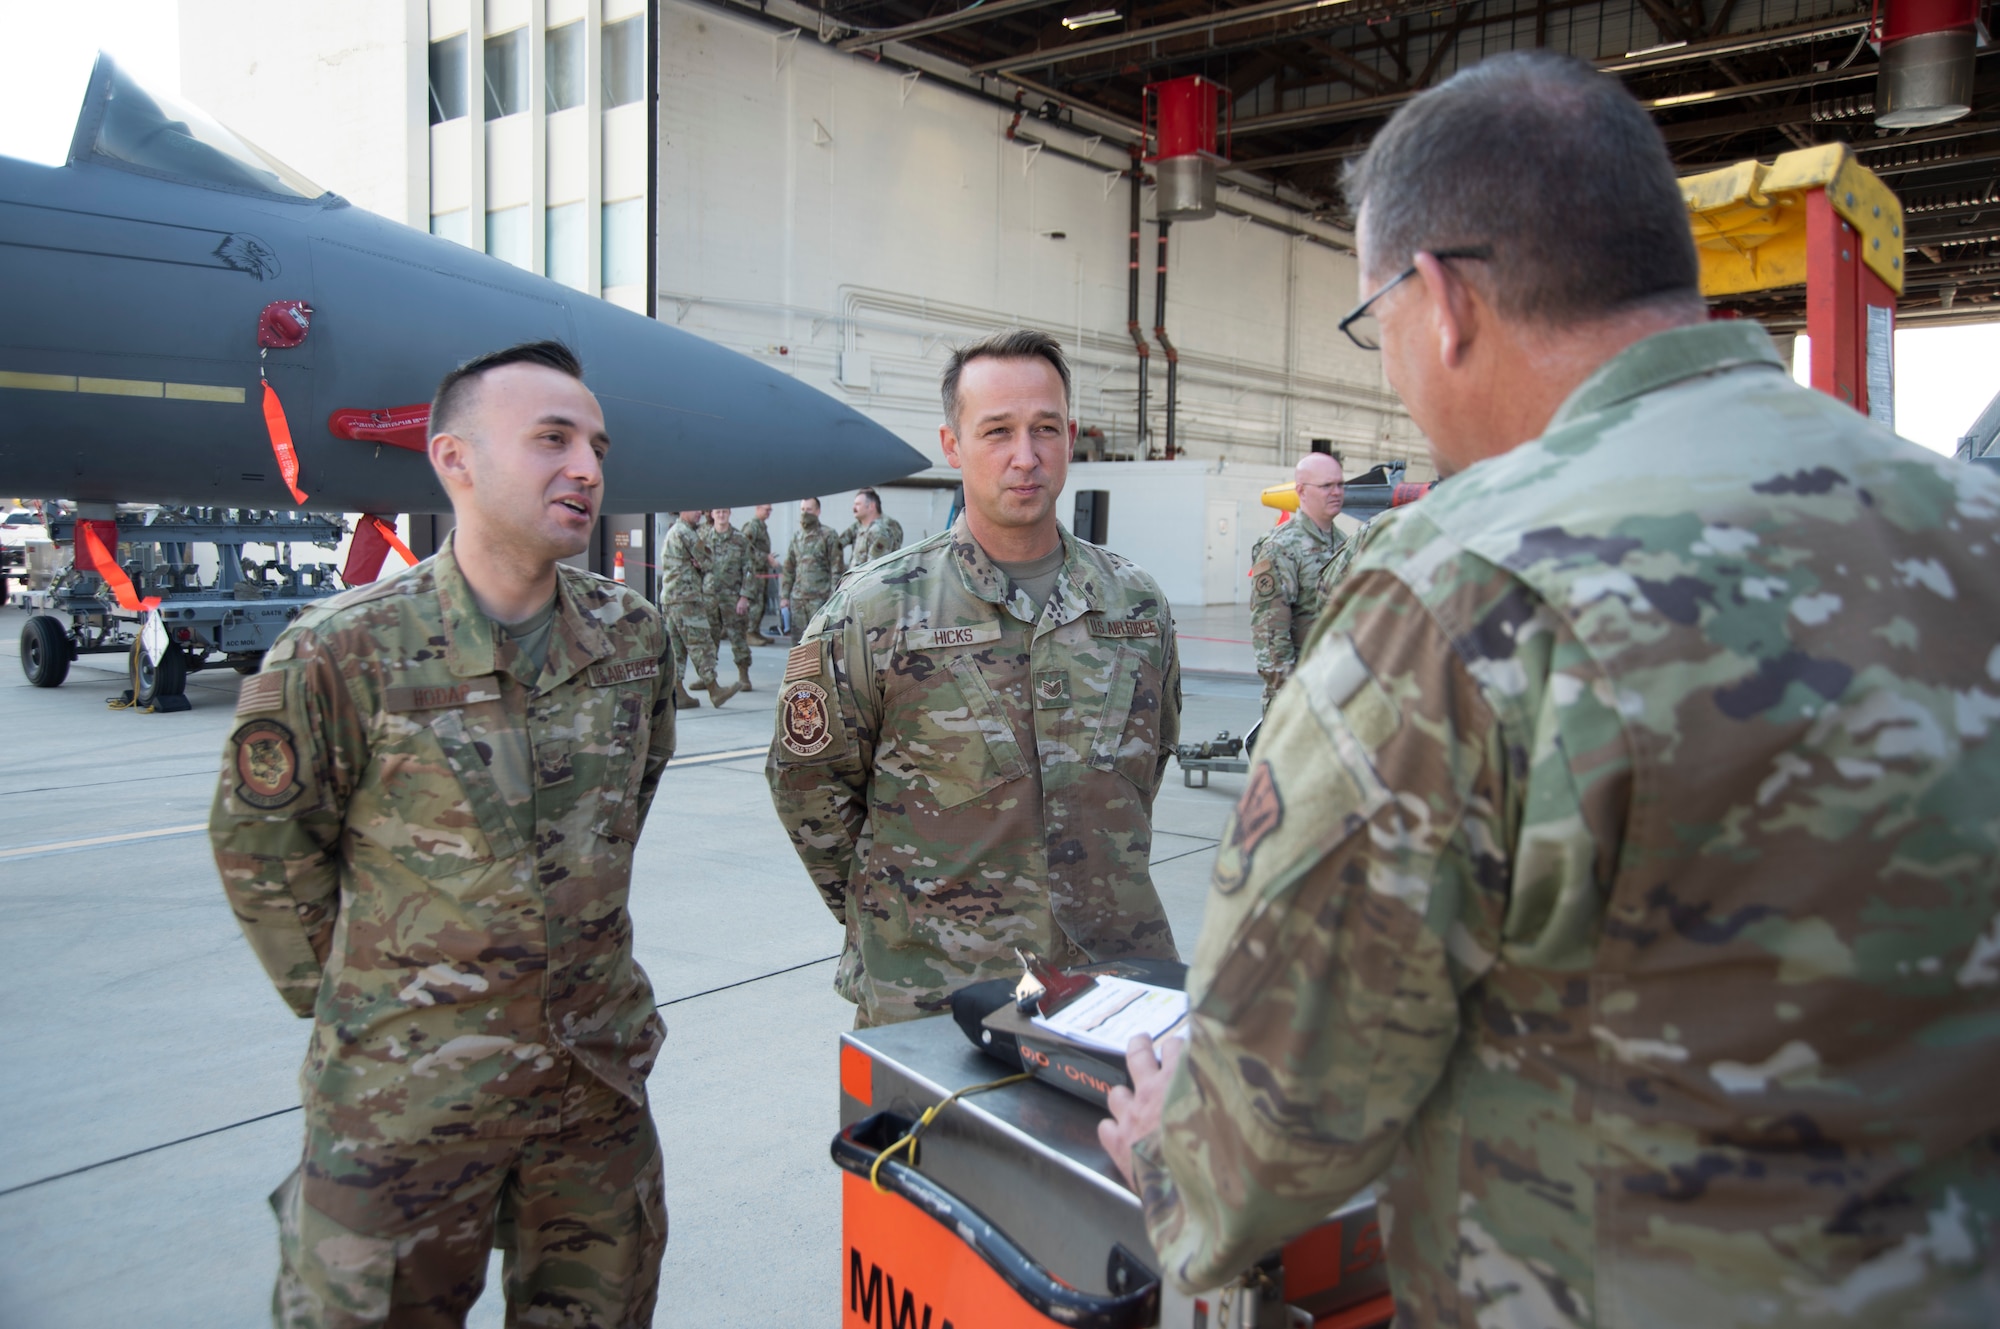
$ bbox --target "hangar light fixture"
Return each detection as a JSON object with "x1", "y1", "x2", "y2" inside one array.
[{"x1": 1061, "y1": 9, "x2": 1122, "y2": 29}]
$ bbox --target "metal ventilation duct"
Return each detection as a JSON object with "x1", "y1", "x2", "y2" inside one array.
[{"x1": 1876, "y1": 0, "x2": 1982, "y2": 129}]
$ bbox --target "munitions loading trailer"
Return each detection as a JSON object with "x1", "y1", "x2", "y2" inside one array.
[
  {"x1": 1175, "y1": 732, "x2": 1248, "y2": 788},
  {"x1": 836, "y1": 1017, "x2": 1393, "y2": 1329},
  {"x1": 18, "y1": 507, "x2": 348, "y2": 711}
]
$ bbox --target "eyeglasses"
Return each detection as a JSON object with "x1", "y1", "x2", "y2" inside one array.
[{"x1": 1337, "y1": 247, "x2": 1493, "y2": 351}]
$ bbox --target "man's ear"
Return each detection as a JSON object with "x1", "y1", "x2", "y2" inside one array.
[
  {"x1": 429, "y1": 431, "x2": 473, "y2": 493},
  {"x1": 1412, "y1": 251, "x2": 1480, "y2": 371},
  {"x1": 939, "y1": 423, "x2": 965, "y2": 470}
]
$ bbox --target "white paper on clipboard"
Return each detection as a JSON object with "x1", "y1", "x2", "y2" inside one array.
[{"x1": 1030, "y1": 976, "x2": 1189, "y2": 1055}]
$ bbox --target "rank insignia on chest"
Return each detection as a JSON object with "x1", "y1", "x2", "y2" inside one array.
[
  {"x1": 232, "y1": 718, "x2": 303, "y2": 810},
  {"x1": 1034, "y1": 670, "x2": 1071, "y2": 709},
  {"x1": 780, "y1": 679, "x2": 835, "y2": 757}
]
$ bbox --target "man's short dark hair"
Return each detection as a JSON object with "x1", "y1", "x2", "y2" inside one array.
[
  {"x1": 1343, "y1": 51, "x2": 1699, "y2": 324},
  {"x1": 941, "y1": 330, "x2": 1073, "y2": 430},
  {"x1": 430, "y1": 341, "x2": 584, "y2": 440},
  {"x1": 856, "y1": 487, "x2": 882, "y2": 514}
]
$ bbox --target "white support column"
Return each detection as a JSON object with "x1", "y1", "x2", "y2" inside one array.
[
  {"x1": 585, "y1": 0, "x2": 604, "y2": 295},
  {"x1": 529, "y1": 0, "x2": 548, "y2": 274},
  {"x1": 406, "y1": 0, "x2": 430, "y2": 230},
  {"x1": 468, "y1": 0, "x2": 488, "y2": 256}
]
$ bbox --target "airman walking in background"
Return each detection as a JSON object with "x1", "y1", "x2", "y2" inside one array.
[
  {"x1": 768, "y1": 330, "x2": 1182, "y2": 1028},
  {"x1": 663, "y1": 508, "x2": 739, "y2": 707},
  {"x1": 741, "y1": 501, "x2": 777, "y2": 646},
  {"x1": 702, "y1": 506, "x2": 759, "y2": 695},
  {"x1": 1247, "y1": 451, "x2": 1345, "y2": 709},
  {"x1": 779, "y1": 497, "x2": 841, "y2": 644},
  {"x1": 836, "y1": 487, "x2": 904, "y2": 570}
]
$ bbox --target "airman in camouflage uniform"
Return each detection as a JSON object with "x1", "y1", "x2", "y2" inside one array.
[
  {"x1": 768, "y1": 516, "x2": 1181, "y2": 1026},
  {"x1": 663, "y1": 509, "x2": 739, "y2": 707},
  {"x1": 780, "y1": 497, "x2": 842, "y2": 645},
  {"x1": 741, "y1": 503, "x2": 777, "y2": 646},
  {"x1": 209, "y1": 339, "x2": 676, "y2": 1328},
  {"x1": 768, "y1": 331, "x2": 1182, "y2": 1027},
  {"x1": 701, "y1": 507, "x2": 760, "y2": 693},
  {"x1": 1248, "y1": 453, "x2": 1346, "y2": 709},
  {"x1": 837, "y1": 488, "x2": 905, "y2": 571},
  {"x1": 1106, "y1": 55, "x2": 2000, "y2": 1325}
]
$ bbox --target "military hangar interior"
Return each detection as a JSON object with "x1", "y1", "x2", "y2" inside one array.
[{"x1": 4, "y1": 0, "x2": 1999, "y2": 1324}]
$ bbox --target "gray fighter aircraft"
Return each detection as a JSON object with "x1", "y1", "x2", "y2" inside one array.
[{"x1": 0, "y1": 54, "x2": 924, "y2": 515}]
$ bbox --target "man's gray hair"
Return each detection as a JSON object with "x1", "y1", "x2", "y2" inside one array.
[
  {"x1": 1343, "y1": 51, "x2": 1699, "y2": 324},
  {"x1": 941, "y1": 330, "x2": 1073, "y2": 430}
]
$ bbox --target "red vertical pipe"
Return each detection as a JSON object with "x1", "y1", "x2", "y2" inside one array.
[{"x1": 1128, "y1": 153, "x2": 1151, "y2": 455}]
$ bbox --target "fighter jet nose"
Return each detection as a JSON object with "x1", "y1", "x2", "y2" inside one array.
[{"x1": 569, "y1": 298, "x2": 926, "y2": 511}]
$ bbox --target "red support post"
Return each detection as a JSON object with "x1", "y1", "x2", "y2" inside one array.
[{"x1": 1805, "y1": 189, "x2": 1897, "y2": 421}]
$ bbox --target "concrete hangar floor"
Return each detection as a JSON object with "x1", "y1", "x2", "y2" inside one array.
[{"x1": 0, "y1": 600, "x2": 1262, "y2": 1325}]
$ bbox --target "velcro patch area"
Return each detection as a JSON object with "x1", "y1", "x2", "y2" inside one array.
[
  {"x1": 235, "y1": 671, "x2": 284, "y2": 716},
  {"x1": 784, "y1": 643, "x2": 821, "y2": 683}
]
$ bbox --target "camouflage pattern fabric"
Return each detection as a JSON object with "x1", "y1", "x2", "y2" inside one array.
[
  {"x1": 780, "y1": 515, "x2": 842, "y2": 606},
  {"x1": 767, "y1": 515, "x2": 1182, "y2": 1026},
  {"x1": 787, "y1": 595, "x2": 825, "y2": 646},
  {"x1": 740, "y1": 514, "x2": 776, "y2": 625},
  {"x1": 659, "y1": 516, "x2": 708, "y2": 605},
  {"x1": 209, "y1": 531, "x2": 676, "y2": 1148},
  {"x1": 700, "y1": 524, "x2": 760, "y2": 668},
  {"x1": 839, "y1": 516, "x2": 905, "y2": 570},
  {"x1": 272, "y1": 1075, "x2": 664, "y2": 1326},
  {"x1": 1133, "y1": 321, "x2": 2000, "y2": 1324},
  {"x1": 1311, "y1": 524, "x2": 1364, "y2": 612},
  {"x1": 670, "y1": 601, "x2": 720, "y2": 688},
  {"x1": 1247, "y1": 513, "x2": 1344, "y2": 708}
]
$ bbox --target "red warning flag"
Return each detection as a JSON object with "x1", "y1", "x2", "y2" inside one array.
[
  {"x1": 261, "y1": 380, "x2": 310, "y2": 505},
  {"x1": 341, "y1": 514, "x2": 419, "y2": 585},
  {"x1": 75, "y1": 519, "x2": 160, "y2": 613}
]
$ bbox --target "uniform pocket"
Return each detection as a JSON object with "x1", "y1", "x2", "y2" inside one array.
[
  {"x1": 1099, "y1": 645, "x2": 1169, "y2": 793},
  {"x1": 353, "y1": 715, "x2": 514, "y2": 879},
  {"x1": 895, "y1": 654, "x2": 1028, "y2": 810},
  {"x1": 271, "y1": 1167, "x2": 395, "y2": 1326}
]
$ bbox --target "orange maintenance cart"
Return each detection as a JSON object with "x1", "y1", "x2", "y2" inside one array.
[{"x1": 834, "y1": 1017, "x2": 1394, "y2": 1329}]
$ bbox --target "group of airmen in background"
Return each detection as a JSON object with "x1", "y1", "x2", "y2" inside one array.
[{"x1": 654, "y1": 489, "x2": 905, "y2": 709}]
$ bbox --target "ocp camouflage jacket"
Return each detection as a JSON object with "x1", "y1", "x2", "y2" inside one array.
[
  {"x1": 210, "y1": 534, "x2": 677, "y2": 1144},
  {"x1": 767, "y1": 515, "x2": 1182, "y2": 1025}
]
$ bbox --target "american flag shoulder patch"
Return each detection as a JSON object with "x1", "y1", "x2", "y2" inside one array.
[
  {"x1": 784, "y1": 643, "x2": 821, "y2": 683},
  {"x1": 235, "y1": 670, "x2": 285, "y2": 716}
]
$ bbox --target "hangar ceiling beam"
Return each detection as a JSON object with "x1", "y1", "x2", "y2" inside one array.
[{"x1": 835, "y1": 0, "x2": 1071, "y2": 54}]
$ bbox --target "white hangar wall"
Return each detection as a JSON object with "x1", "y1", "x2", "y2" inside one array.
[{"x1": 654, "y1": 0, "x2": 1428, "y2": 477}]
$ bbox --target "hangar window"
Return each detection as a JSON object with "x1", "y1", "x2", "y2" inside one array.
[
  {"x1": 547, "y1": 203, "x2": 589, "y2": 290},
  {"x1": 602, "y1": 197, "x2": 646, "y2": 290},
  {"x1": 547, "y1": 22, "x2": 586, "y2": 113},
  {"x1": 602, "y1": 16, "x2": 645, "y2": 108},
  {"x1": 431, "y1": 209, "x2": 470, "y2": 248},
  {"x1": 485, "y1": 27, "x2": 529, "y2": 119},
  {"x1": 487, "y1": 206, "x2": 531, "y2": 270},
  {"x1": 429, "y1": 33, "x2": 467, "y2": 124}
]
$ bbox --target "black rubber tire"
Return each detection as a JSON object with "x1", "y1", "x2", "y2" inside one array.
[
  {"x1": 20, "y1": 615, "x2": 71, "y2": 688},
  {"x1": 132, "y1": 639, "x2": 189, "y2": 707},
  {"x1": 233, "y1": 656, "x2": 263, "y2": 675}
]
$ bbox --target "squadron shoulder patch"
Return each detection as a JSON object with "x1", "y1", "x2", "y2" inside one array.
[
  {"x1": 1251, "y1": 558, "x2": 1278, "y2": 602},
  {"x1": 235, "y1": 670, "x2": 284, "y2": 716},
  {"x1": 778, "y1": 679, "x2": 835, "y2": 758},
  {"x1": 784, "y1": 643, "x2": 821, "y2": 684},
  {"x1": 1213, "y1": 761, "x2": 1284, "y2": 895},
  {"x1": 232, "y1": 719, "x2": 303, "y2": 811}
]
